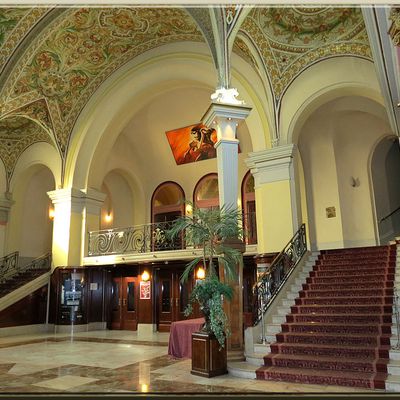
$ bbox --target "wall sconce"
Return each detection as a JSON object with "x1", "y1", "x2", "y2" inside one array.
[
  {"x1": 185, "y1": 203, "x2": 193, "y2": 215},
  {"x1": 104, "y1": 212, "x2": 112, "y2": 223},
  {"x1": 141, "y1": 270, "x2": 150, "y2": 282},
  {"x1": 350, "y1": 177, "x2": 360, "y2": 187},
  {"x1": 49, "y1": 207, "x2": 55, "y2": 220},
  {"x1": 196, "y1": 267, "x2": 205, "y2": 280}
]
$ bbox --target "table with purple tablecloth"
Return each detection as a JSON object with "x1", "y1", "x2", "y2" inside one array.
[{"x1": 168, "y1": 317, "x2": 205, "y2": 359}]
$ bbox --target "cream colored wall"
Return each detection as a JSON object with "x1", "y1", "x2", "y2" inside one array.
[
  {"x1": 66, "y1": 43, "x2": 267, "y2": 192},
  {"x1": 7, "y1": 166, "x2": 55, "y2": 258},
  {"x1": 298, "y1": 96, "x2": 391, "y2": 250},
  {"x1": 100, "y1": 171, "x2": 134, "y2": 229},
  {"x1": 89, "y1": 85, "x2": 253, "y2": 227},
  {"x1": 282, "y1": 57, "x2": 383, "y2": 146},
  {"x1": 299, "y1": 116, "x2": 344, "y2": 250}
]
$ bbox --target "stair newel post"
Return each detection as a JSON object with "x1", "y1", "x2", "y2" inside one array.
[{"x1": 259, "y1": 281, "x2": 267, "y2": 345}]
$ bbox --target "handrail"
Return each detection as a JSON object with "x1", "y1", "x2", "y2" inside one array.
[
  {"x1": 0, "y1": 252, "x2": 51, "y2": 284},
  {"x1": 24, "y1": 253, "x2": 52, "y2": 273},
  {"x1": 380, "y1": 205, "x2": 400, "y2": 223},
  {"x1": 252, "y1": 224, "x2": 307, "y2": 329},
  {"x1": 88, "y1": 215, "x2": 257, "y2": 256},
  {"x1": 0, "y1": 251, "x2": 19, "y2": 283}
]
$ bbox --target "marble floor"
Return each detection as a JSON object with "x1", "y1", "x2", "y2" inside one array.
[{"x1": 0, "y1": 330, "x2": 386, "y2": 395}]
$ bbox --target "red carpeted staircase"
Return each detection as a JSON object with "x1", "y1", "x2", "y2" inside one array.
[{"x1": 256, "y1": 245, "x2": 396, "y2": 389}]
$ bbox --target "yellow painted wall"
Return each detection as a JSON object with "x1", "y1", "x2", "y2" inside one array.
[{"x1": 255, "y1": 180, "x2": 293, "y2": 253}]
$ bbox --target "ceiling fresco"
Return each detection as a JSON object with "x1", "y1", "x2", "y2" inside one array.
[
  {"x1": 0, "y1": 115, "x2": 54, "y2": 185},
  {"x1": 237, "y1": 7, "x2": 372, "y2": 101},
  {"x1": 0, "y1": 7, "x2": 204, "y2": 160},
  {"x1": 0, "y1": 6, "x2": 373, "y2": 189}
]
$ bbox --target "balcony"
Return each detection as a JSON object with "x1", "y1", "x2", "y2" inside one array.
[{"x1": 85, "y1": 214, "x2": 257, "y2": 266}]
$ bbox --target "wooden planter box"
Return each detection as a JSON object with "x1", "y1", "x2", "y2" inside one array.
[{"x1": 191, "y1": 331, "x2": 227, "y2": 377}]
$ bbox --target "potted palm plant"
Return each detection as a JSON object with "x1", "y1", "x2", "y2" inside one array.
[{"x1": 167, "y1": 203, "x2": 243, "y2": 377}]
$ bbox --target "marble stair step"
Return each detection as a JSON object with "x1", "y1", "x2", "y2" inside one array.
[{"x1": 227, "y1": 361, "x2": 257, "y2": 379}]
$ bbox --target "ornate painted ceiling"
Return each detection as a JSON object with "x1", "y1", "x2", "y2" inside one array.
[
  {"x1": 236, "y1": 7, "x2": 371, "y2": 102},
  {"x1": 0, "y1": 6, "x2": 372, "y2": 190}
]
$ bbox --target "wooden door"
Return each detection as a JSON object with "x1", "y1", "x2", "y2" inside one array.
[
  {"x1": 111, "y1": 276, "x2": 138, "y2": 330},
  {"x1": 121, "y1": 277, "x2": 138, "y2": 330},
  {"x1": 157, "y1": 268, "x2": 192, "y2": 331}
]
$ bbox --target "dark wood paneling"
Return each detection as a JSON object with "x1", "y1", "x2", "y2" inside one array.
[
  {"x1": 0, "y1": 285, "x2": 47, "y2": 328},
  {"x1": 87, "y1": 267, "x2": 105, "y2": 323}
]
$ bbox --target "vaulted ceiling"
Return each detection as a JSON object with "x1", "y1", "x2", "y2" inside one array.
[{"x1": 0, "y1": 6, "x2": 373, "y2": 189}]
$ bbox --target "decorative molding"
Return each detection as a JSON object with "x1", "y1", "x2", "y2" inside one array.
[
  {"x1": 202, "y1": 101, "x2": 252, "y2": 127},
  {"x1": 239, "y1": 7, "x2": 371, "y2": 101},
  {"x1": 245, "y1": 144, "x2": 296, "y2": 185}
]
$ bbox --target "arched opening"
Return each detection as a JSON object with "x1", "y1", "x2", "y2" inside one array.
[
  {"x1": 241, "y1": 171, "x2": 257, "y2": 245},
  {"x1": 100, "y1": 170, "x2": 135, "y2": 230},
  {"x1": 151, "y1": 181, "x2": 185, "y2": 224},
  {"x1": 297, "y1": 96, "x2": 390, "y2": 250},
  {"x1": 371, "y1": 136, "x2": 400, "y2": 244},
  {"x1": 8, "y1": 165, "x2": 55, "y2": 265},
  {"x1": 193, "y1": 173, "x2": 219, "y2": 210}
]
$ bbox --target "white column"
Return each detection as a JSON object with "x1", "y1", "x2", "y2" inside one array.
[
  {"x1": 82, "y1": 188, "x2": 106, "y2": 258},
  {"x1": 47, "y1": 188, "x2": 86, "y2": 268},
  {"x1": 48, "y1": 188, "x2": 106, "y2": 267},
  {"x1": 202, "y1": 92, "x2": 251, "y2": 210}
]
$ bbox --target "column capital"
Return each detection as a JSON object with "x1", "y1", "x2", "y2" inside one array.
[
  {"x1": 48, "y1": 187, "x2": 105, "y2": 215},
  {"x1": 245, "y1": 144, "x2": 297, "y2": 185},
  {"x1": 201, "y1": 102, "x2": 252, "y2": 128},
  {"x1": 48, "y1": 187, "x2": 89, "y2": 215}
]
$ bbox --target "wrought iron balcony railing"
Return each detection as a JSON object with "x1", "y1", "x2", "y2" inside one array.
[
  {"x1": 252, "y1": 224, "x2": 307, "y2": 328},
  {"x1": 88, "y1": 221, "x2": 183, "y2": 256},
  {"x1": 88, "y1": 215, "x2": 258, "y2": 257}
]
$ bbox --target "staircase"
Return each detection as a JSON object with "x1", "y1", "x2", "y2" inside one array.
[
  {"x1": 256, "y1": 245, "x2": 395, "y2": 389},
  {"x1": 0, "y1": 253, "x2": 51, "y2": 297}
]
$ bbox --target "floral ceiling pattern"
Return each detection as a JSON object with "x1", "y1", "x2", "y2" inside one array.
[
  {"x1": 237, "y1": 7, "x2": 371, "y2": 101},
  {"x1": 0, "y1": 7, "x2": 204, "y2": 163},
  {"x1": 0, "y1": 115, "x2": 54, "y2": 184},
  {"x1": 0, "y1": 6, "x2": 373, "y2": 188}
]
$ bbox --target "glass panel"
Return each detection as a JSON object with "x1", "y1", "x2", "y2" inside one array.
[
  {"x1": 196, "y1": 177, "x2": 219, "y2": 201},
  {"x1": 161, "y1": 280, "x2": 171, "y2": 312},
  {"x1": 245, "y1": 175, "x2": 255, "y2": 193},
  {"x1": 127, "y1": 281, "x2": 135, "y2": 311},
  {"x1": 179, "y1": 282, "x2": 188, "y2": 313},
  {"x1": 154, "y1": 184, "x2": 183, "y2": 206},
  {"x1": 112, "y1": 281, "x2": 119, "y2": 311}
]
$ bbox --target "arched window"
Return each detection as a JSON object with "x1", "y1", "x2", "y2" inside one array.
[
  {"x1": 193, "y1": 173, "x2": 219, "y2": 210},
  {"x1": 242, "y1": 172, "x2": 257, "y2": 244},
  {"x1": 151, "y1": 182, "x2": 185, "y2": 223}
]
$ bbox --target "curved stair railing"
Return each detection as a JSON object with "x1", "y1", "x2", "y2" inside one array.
[
  {"x1": 23, "y1": 253, "x2": 52, "y2": 274},
  {"x1": 0, "y1": 252, "x2": 51, "y2": 290},
  {"x1": 252, "y1": 224, "x2": 307, "y2": 341},
  {"x1": 0, "y1": 251, "x2": 19, "y2": 283}
]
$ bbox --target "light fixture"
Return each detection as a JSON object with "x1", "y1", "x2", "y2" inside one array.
[
  {"x1": 196, "y1": 267, "x2": 205, "y2": 280},
  {"x1": 104, "y1": 212, "x2": 112, "y2": 223},
  {"x1": 141, "y1": 270, "x2": 150, "y2": 281},
  {"x1": 185, "y1": 203, "x2": 193, "y2": 215},
  {"x1": 49, "y1": 207, "x2": 55, "y2": 220}
]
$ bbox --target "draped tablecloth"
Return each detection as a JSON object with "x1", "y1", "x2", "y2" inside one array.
[{"x1": 168, "y1": 317, "x2": 205, "y2": 359}]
